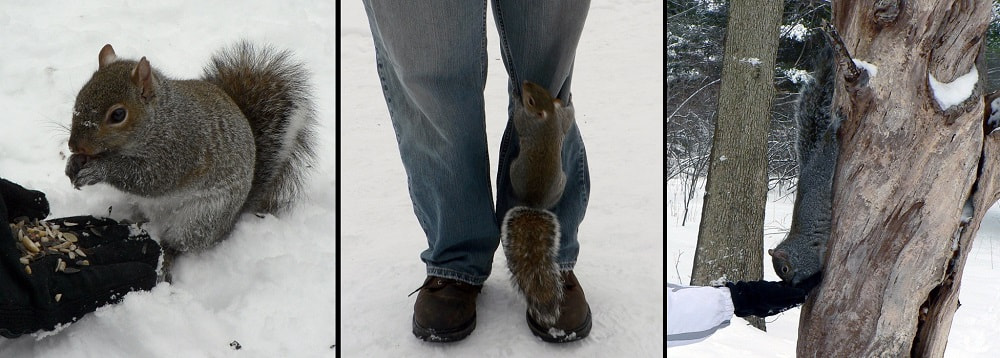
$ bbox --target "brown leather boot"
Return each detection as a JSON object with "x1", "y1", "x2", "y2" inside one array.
[
  {"x1": 526, "y1": 270, "x2": 592, "y2": 343},
  {"x1": 411, "y1": 276, "x2": 482, "y2": 342}
]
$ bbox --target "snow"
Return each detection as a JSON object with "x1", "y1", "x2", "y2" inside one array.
[
  {"x1": 667, "y1": 178, "x2": 1000, "y2": 357},
  {"x1": 989, "y1": 97, "x2": 1000, "y2": 130},
  {"x1": 0, "y1": 1, "x2": 336, "y2": 357},
  {"x1": 853, "y1": 59, "x2": 879, "y2": 77},
  {"x1": 929, "y1": 66, "x2": 979, "y2": 111},
  {"x1": 0, "y1": 0, "x2": 662, "y2": 355},
  {"x1": 742, "y1": 57, "x2": 762, "y2": 66},
  {"x1": 341, "y1": 0, "x2": 663, "y2": 357},
  {"x1": 784, "y1": 68, "x2": 811, "y2": 84},
  {"x1": 780, "y1": 23, "x2": 809, "y2": 42}
]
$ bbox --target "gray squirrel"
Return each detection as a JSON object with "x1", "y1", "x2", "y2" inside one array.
[
  {"x1": 768, "y1": 43, "x2": 838, "y2": 286},
  {"x1": 510, "y1": 81, "x2": 574, "y2": 209},
  {"x1": 64, "y1": 41, "x2": 317, "y2": 277},
  {"x1": 502, "y1": 81, "x2": 575, "y2": 326}
]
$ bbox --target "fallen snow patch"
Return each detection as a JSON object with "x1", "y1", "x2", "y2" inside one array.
[
  {"x1": 780, "y1": 23, "x2": 809, "y2": 42},
  {"x1": 852, "y1": 59, "x2": 878, "y2": 77},
  {"x1": 784, "y1": 68, "x2": 811, "y2": 84},
  {"x1": 741, "y1": 57, "x2": 762, "y2": 66},
  {"x1": 988, "y1": 97, "x2": 1000, "y2": 130},
  {"x1": 929, "y1": 66, "x2": 978, "y2": 111}
]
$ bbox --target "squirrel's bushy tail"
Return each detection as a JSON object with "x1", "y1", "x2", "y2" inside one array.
[
  {"x1": 501, "y1": 206, "x2": 564, "y2": 326},
  {"x1": 202, "y1": 41, "x2": 318, "y2": 213},
  {"x1": 795, "y1": 43, "x2": 836, "y2": 166}
]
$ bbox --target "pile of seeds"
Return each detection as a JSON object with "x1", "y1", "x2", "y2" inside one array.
[{"x1": 9, "y1": 218, "x2": 90, "y2": 275}]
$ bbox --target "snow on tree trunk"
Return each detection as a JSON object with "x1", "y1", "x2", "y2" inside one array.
[
  {"x1": 796, "y1": 1, "x2": 994, "y2": 356},
  {"x1": 689, "y1": 0, "x2": 784, "y2": 331}
]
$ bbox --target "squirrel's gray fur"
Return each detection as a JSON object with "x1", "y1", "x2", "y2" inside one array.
[
  {"x1": 769, "y1": 43, "x2": 838, "y2": 286},
  {"x1": 510, "y1": 81, "x2": 574, "y2": 210},
  {"x1": 66, "y1": 41, "x2": 317, "y2": 260},
  {"x1": 502, "y1": 81, "x2": 575, "y2": 325}
]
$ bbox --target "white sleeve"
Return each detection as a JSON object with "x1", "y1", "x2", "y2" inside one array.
[{"x1": 667, "y1": 282, "x2": 735, "y2": 348}]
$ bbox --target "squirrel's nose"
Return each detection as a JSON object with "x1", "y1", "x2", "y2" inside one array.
[
  {"x1": 68, "y1": 137, "x2": 79, "y2": 153},
  {"x1": 67, "y1": 136, "x2": 90, "y2": 155}
]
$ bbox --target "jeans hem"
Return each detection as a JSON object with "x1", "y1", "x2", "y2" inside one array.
[
  {"x1": 427, "y1": 266, "x2": 490, "y2": 286},
  {"x1": 558, "y1": 261, "x2": 576, "y2": 271}
]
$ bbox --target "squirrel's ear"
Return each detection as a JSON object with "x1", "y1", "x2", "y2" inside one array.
[
  {"x1": 131, "y1": 57, "x2": 156, "y2": 103},
  {"x1": 98, "y1": 44, "x2": 117, "y2": 69}
]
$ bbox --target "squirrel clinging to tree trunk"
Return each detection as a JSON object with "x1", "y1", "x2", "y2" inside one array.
[{"x1": 768, "y1": 41, "x2": 838, "y2": 287}]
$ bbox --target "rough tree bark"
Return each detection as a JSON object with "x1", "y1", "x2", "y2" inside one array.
[
  {"x1": 689, "y1": 0, "x2": 784, "y2": 331},
  {"x1": 797, "y1": 1, "x2": 994, "y2": 356}
]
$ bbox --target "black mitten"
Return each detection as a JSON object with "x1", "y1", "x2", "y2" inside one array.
[
  {"x1": 793, "y1": 272, "x2": 823, "y2": 292},
  {"x1": 725, "y1": 280, "x2": 809, "y2": 318},
  {"x1": 0, "y1": 178, "x2": 49, "y2": 221},
  {"x1": 0, "y1": 196, "x2": 161, "y2": 338}
]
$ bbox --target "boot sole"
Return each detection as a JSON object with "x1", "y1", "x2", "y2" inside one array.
[
  {"x1": 412, "y1": 314, "x2": 477, "y2": 343},
  {"x1": 526, "y1": 309, "x2": 592, "y2": 343}
]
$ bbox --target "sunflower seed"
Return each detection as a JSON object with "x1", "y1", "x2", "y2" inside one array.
[
  {"x1": 25, "y1": 265, "x2": 32, "y2": 275},
  {"x1": 63, "y1": 232, "x2": 78, "y2": 242},
  {"x1": 54, "y1": 294, "x2": 62, "y2": 302},
  {"x1": 20, "y1": 234, "x2": 40, "y2": 253},
  {"x1": 76, "y1": 260, "x2": 90, "y2": 266}
]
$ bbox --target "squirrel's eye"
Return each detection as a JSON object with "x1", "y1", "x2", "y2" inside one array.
[
  {"x1": 526, "y1": 96, "x2": 535, "y2": 107},
  {"x1": 781, "y1": 266, "x2": 789, "y2": 274},
  {"x1": 108, "y1": 107, "x2": 127, "y2": 125}
]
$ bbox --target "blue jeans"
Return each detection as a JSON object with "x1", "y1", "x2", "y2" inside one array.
[{"x1": 364, "y1": 0, "x2": 591, "y2": 285}]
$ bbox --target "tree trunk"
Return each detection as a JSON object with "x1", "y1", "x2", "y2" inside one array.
[
  {"x1": 797, "y1": 1, "x2": 994, "y2": 356},
  {"x1": 690, "y1": 0, "x2": 784, "y2": 331}
]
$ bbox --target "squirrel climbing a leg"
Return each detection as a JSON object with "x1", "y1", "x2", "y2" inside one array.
[{"x1": 502, "y1": 81, "x2": 574, "y2": 326}]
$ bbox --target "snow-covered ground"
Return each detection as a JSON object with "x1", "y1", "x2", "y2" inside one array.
[
  {"x1": 0, "y1": 1, "x2": 336, "y2": 357},
  {"x1": 340, "y1": 0, "x2": 664, "y2": 357},
  {"x1": 667, "y1": 178, "x2": 1000, "y2": 357}
]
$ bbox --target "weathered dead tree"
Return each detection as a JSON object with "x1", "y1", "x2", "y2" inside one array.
[{"x1": 796, "y1": 1, "x2": 995, "y2": 356}]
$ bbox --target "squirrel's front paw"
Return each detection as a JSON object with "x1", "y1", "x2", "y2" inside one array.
[
  {"x1": 72, "y1": 167, "x2": 105, "y2": 189},
  {"x1": 65, "y1": 154, "x2": 88, "y2": 180},
  {"x1": 66, "y1": 155, "x2": 102, "y2": 189}
]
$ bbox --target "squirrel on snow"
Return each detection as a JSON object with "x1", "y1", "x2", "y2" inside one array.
[
  {"x1": 501, "y1": 81, "x2": 575, "y2": 326},
  {"x1": 768, "y1": 42, "x2": 838, "y2": 287},
  {"x1": 65, "y1": 41, "x2": 317, "y2": 278}
]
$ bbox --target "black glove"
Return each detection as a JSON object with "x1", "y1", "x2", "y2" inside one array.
[
  {"x1": 0, "y1": 182, "x2": 161, "y2": 338},
  {"x1": 0, "y1": 178, "x2": 49, "y2": 221},
  {"x1": 792, "y1": 272, "x2": 823, "y2": 292},
  {"x1": 725, "y1": 279, "x2": 813, "y2": 317}
]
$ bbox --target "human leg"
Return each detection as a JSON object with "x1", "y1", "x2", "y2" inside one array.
[
  {"x1": 363, "y1": 0, "x2": 497, "y2": 343},
  {"x1": 492, "y1": 0, "x2": 591, "y2": 276},
  {"x1": 364, "y1": 0, "x2": 498, "y2": 285},
  {"x1": 491, "y1": 0, "x2": 593, "y2": 342}
]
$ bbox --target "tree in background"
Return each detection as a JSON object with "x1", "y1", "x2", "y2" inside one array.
[
  {"x1": 689, "y1": 0, "x2": 784, "y2": 331},
  {"x1": 668, "y1": 0, "x2": 833, "y2": 224}
]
